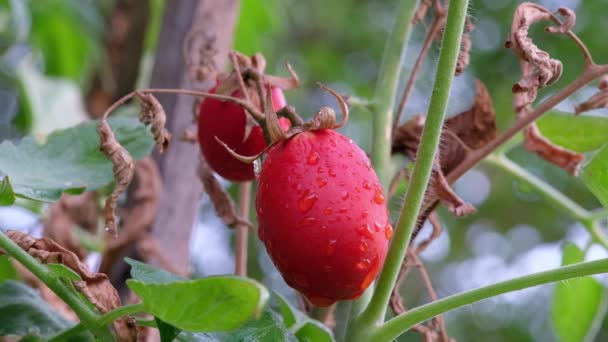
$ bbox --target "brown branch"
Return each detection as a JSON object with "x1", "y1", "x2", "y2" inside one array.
[{"x1": 235, "y1": 182, "x2": 252, "y2": 277}]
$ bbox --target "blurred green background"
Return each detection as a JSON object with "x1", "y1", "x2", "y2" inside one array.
[{"x1": 1, "y1": 0, "x2": 608, "y2": 341}]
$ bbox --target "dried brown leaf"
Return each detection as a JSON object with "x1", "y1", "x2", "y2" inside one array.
[
  {"x1": 3, "y1": 230, "x2": 137, "y2": 341},
  {"x1": 136, "y1": 92, "x2": 172, "y2": 153},
  {"x1": 506, "y1": 2, "x2": 564, "y2": 90},
  {"x1": 43, "y1": 192, "x2": 99, "y2": 259},
  {"x1": 197, "y1": 157, "x2": 252, "y2": 229},
  {"x1": 523, "y1": 124, "x2": 584, "y2": 175},
  {"x1": 99, "y1": 158, "x2": 161, "y2": 274},
  {"x1": 99, "y1": 120, "x2": 135, "y2": 236},
  {"x1": 575, "y1": 76, "x2": 608, "y2": 114},
  {"x1": 392, "y1": 80, "x2": 495, "y2": 216},
  {"x1": 455, "y1": 16, "x2": 474, "y2": 76}
]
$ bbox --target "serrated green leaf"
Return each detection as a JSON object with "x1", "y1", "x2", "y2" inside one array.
[
  {"x1": 156, "y1": 317, "x2": 181, "y2": 342},
  {"x1": 0, "y1": 173, "x2": 16, "y2": 205},
  {"x1": 537, "y1": 112, "x2": 608, "y2": 153},
  {"x1": 0, "y1": 116, "x2": 153, "y2": 202},
  {"x1": 582, "y1": 144, "x2": 608, "y2": 208},
  {"x1": 178, "y1": 308, "x2": 297, "y2": 342},
  {"x1": 47, "y1": 263, "x2": 81, "y2": 281},
  {"x1": 127, "y1": 276, "x2": 269, "y2": 332},
  {"x1": 125, "y1": 257, "x2": 185, "y2": 284},
  {"x1": 294, "y1": 320, "x2": 334, "y2": 342},
  {"x1": 0, "y1": 281, "x2": 73, "y2": 337},
  {"x1": 551, "y1": 243, "x2": 608, "y2": 342}
]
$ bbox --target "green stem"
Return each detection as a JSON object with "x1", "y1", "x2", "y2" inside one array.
[
  {"x1": 0, "y1": 231, "x2": 114, "y2": 341},
  {"x1": 373, "y1": 258, "x2": 608, "y2": 341},
  {"x1": 356, "y1": 0, "x2": 469, "y2": 331},
  {"x1": 485, "y1": 154, "x2": 608, "y2": 249},
  {"x1": 48, "y1": 303, "x2": 146, "y2": 341},
  {"x1": 370, "y1": 0, "x2": 419, "y2": 190}
]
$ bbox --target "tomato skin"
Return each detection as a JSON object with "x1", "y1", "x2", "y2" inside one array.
[
  {"x1": 198, "y1": 86, "x2": 288, "y2": 182},
  {"x1": 256, "y1": 129, "x2": 391, "y2": 306}
]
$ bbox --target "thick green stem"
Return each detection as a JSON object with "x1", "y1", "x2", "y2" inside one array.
[
  {"x1": 48, "y1": 303, "x2": 146, "y2": 341},
  {"x1": 0, "y1": 231, "x2": 114, "y2": 341},
  {"x1": 485, "y1": 154, "x2": 608, "y2": 249},
  {"x1": 373, "y1": 258, "x2": 608, "y2": 341},
  {"x1": 356, "y1": 0, "x2": 470, "y2": 331},
  {"x1": 370, "y1": 0, "x2": 419, "y2": 189}
]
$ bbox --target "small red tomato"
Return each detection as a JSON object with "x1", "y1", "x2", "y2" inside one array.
[
  {"x1": 198, "y1": 85, "x2": 288, "y2": 182},
  {"x1": 256, "y1": 129, "x2": 391, "y2": 306}
]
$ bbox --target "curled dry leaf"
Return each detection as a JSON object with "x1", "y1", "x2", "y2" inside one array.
[
  {"x1": 393, "y1": 80, "x2": 495, "y2": 217},
  {"x1": 136, "y1": 92, "x2": 171, "y2": 153},
  {"x1": 506, "y1": 2, "x2": 565, "y2": 91},
  {"x1": 43, "y1": 192, "x2": 99, "y2": 260},
  {"x1": 506, "y1": 3, "x2": 584, "y2": 175},
  {"x1": 99, "y1": 120, "x2": 135, "y2": 236},
  {"x1": 1, "y1": 230, "x2": 137, "y2": 341},
  {"x1": 99, "y1": 158, "x2": 161, "y2": 275},
  {"x1": 197, "y1": 157, "x2": 252, "y2": 229},
  {"x1": 455, "y1": 16, "x2": 474, "y2": 76},
  {"x1": 575, "y1": 76, "x2": 608, "y2": 114}
]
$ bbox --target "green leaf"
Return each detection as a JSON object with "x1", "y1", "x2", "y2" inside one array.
[
  {"x1": 294, "y1": 320, "x2": 334, "y2": 342},
  {"x1": 125, "y1": 257, "x2": 185, "y2": 284},
  {"x1": 127, "y1": 276, "x2": 269, "y2": 332},
  {"x1": 0, "y1": 280, "x2": 73, "y2": 337},
  {"x1": 0, "y1": 116, "x2": 153, "y2": 202},
  {"x1": 582, "y1": 144, "x2": 608, "y2": 208},
  {"x1": 0, "y1": 255, "x2": 17, "y2": 283},
  {"x1": 156, "y1": 317, "x2": 181, "y2": 342},
  {"x1": 0, "y1": 173, "x2": 16, "y2": 205},
  {"x1": 47, "y1": 263, "x2": 81, "y2": 281},
  {"x1": 537, "y1": 112, "x2": 608, "y2": 153},
  {"x1": 270, "y1": 291, "x2": 299, "y2": 328},
  {"x1": 551, "y1": 243, "x2": 608, "y2": 342},
  {"x1": 177, "y1": 308, "x2": 297, "y2": 342}
]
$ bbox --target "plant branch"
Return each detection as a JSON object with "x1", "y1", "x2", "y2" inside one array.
[
  {"x1": 235, "y1": 181, "x2": 252, "y2": 276},
  {"x1": 373, "y1": 258, "x2": 608, "y2": 341},
  {"x1": 393, "y1": 5, "x2": 445, "y2": 135},
  {"x1": 356, "y1": 0, "x2": 469, "y2": 330},
  {"x1": 484, "y1": 154, "x2": 608, "y2": 249},
  {"x1": 0, "y1": 231, "x2": 114, "y2": 341},
  {"x1": 447, "y1": 63, "x2": 608, "y2": 184},
  {"x1": 48, "y1": 303, "x2": 146, "y2": 342},
  {"x1": 370, "y1": 0, "x2": 419, "y2": 189}
]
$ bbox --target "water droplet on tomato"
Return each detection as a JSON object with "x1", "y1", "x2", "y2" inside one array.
[
  {"x1": 373, "y1": 188, "x2": 385, "y2": 204},
  {"x1": 362, "y1": 180, "x2": 372, "y2": 190},
  {"x1": 385, "y1": 223, "x2": 394, "y2": 239},
  {"x1": 328, "y1": 169, "x2": 337, "y2": 177},
  {"x1": 298, "y1": 216, "x2": 318, "y2": 227},
  {"x1": 361, "y1": 211, "x2": 369, "y2": 219},
  {"x1": 323, "y1": 207, "x2": 333, "y2": 214},
  {"x1": 341, "y1": 191, "x2": 349, "y2": 200},
  {"x1": 356, "y1": 259, "x2": 371, "y2": 270},
  {"x1": 316, "y1": 177, "x2": 328, "y2": 188},
  {"x1": 307, "y1": 151, "x2": 320, "y2": 165},
  {"x1": 339, "y1": 207, "x2": 348, "y2": 213},
  {"x1": 357, "y1": 224, "x2": 374, "y2": 239},
  {"x1": 298, "y1": 192, "x2": 318, "y2": 213},
  {"x1": 359, "y1": 241, "x2": 368, "y2": 252},
  {"x1": 326, "y1": 239, "x2": 338, "y2": 256},
  {"x1": 253, "y1": 159, "x2": 262, "y2": 178}
]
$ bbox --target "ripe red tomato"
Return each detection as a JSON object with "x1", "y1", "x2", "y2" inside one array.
[
  {"x1": 256, "y1": 129, "x2": 392, "y2": 306},
  {"x1": 198, "y1": 86, "x2": 288, "y2": 182}
]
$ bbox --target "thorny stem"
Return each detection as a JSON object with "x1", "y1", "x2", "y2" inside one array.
[
  {"x1": 235, "y1": 181, "x2": 252, "y2": 276},
  {"x1": 393, "y1": 5, "x2": 445, "y2": 135},
  {"x1": 0, "y1": 231, "x2": 114, "y2": 342},
  {"x1": 372, "y1": 258, "x2": 608, "y2": 341},
  {"x1": 355, "y1": 0, "x2": 469, "y2": 333},
  {"x1": 446, "y1": 63, "x2": 608, "y2": 185},
  {"x1": 485, "y1": 154, "x2": 608, "y2": 249},
  {"x1": 370, "y1": 0, "x2": 419, "y2": 190}
]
